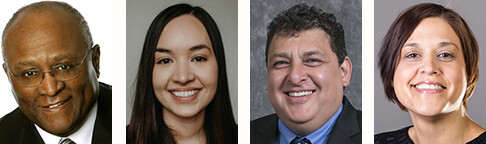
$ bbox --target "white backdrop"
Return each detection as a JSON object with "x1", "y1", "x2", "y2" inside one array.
[{"x1": 0, "y1": 1, "x2": 113, "y2": 118}]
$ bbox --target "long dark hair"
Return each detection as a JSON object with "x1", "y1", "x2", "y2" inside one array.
[{"x1": 127, "y1": 3, "x2": 237, "y2": 144}]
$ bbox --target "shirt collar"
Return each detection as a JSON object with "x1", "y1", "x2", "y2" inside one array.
[
  {"x1": 35, "y1": 102, "x2": 98, "y2": 144},
  {"x1": 277, "y1": 102, "x2": 343, "y2": 144}
]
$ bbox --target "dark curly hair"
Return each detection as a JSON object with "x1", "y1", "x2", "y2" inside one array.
[{"x1": 265, "y1": 3, "x2": 346, "y2": 65}]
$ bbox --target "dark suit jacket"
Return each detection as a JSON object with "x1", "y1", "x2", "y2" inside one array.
[
  {"x1": 0, "y1": 82, "x2": 112, "y2": 144},
  {"x1": 251, "y1": 96, "x2": 361, "y2": 144}
]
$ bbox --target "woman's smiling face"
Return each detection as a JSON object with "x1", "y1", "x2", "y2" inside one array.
[
  {"x1": 393, "y1": 17, "x2": 467, "y2": 117},
  {"x1": 152, "y1": 14, "x2": 218, "y2": 118}
]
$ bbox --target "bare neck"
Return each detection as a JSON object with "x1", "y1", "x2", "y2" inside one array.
[
  {"x1": 408, "y1": 107, "x2": 485, "y2": 144},
  {"x1": 163, "y1": 109, "x2": 206, "y2": 144}
]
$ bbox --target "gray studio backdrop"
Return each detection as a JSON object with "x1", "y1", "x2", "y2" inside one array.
[
  {"x1": 250, "y1": 0, "x2": 362, "y2": 120},
  {"x1": 375, "y1": 0, "x2": 486, "y2": 134},
  {"x1": 126, "y1": 0, "x2": 238, "y2": 124}
]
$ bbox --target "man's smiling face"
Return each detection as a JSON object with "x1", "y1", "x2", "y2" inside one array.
[{"x1": 266, "y1": 29, "x2": 351, "y2": 135}]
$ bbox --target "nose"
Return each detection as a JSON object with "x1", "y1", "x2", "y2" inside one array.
[
  {"x1": 420, "y1": 56, "x2": 440, "y2": 75},
  {"x1": 171, "y1": 62, "x2": 195, "y2": 85},
  {"x1": 37, "y1": 73, "x2": 64, "y2": 96},
  {"x1": 287, "y1": 62, "x2": 307, "y2": 85}
]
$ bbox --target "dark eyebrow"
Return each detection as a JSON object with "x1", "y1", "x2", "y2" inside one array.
[
  {"x1": 269, "y1": 52, "x2": 290, "y2": 60},
  {"x1": 155, "y1": 48, "x2": 171, "y2": 53},
  {"x1": 13, "y1": 61, "x2": 36, "y2": 70},
  {"x1": 53, "y1": 53, "x2": 77, "y2": 61},
  {"x1": 439, "y1": 42, "x2": 459, "y2": 49},
  {"x1": 403, "y1": 42, "x2": 459, "y2": 50},
  {"x1": 155, "y1": 44, "x2": 210, "y2": 53},
  {"x1": 12, "y1": 53, "x2": 77, "y2": 70},
  {"x1": 403, "y1": 43, "x2": 418, "y2": 47},
  {"x1": 302, "y1": 50, "x2": 323, "y2": 57},
  {"x1": 189, "y1": 44, "x2": 210, "y2": 51}
]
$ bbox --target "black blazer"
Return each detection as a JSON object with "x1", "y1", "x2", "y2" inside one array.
[
  {"x1": 251, "y1": 96, "x2": 361, "y2": 144},
  {"x1": 0, "y1": 82, "x2": 112, "y2": 144}
]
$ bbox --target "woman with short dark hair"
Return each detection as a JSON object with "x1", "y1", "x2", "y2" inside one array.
[{"x1": 375, "y1": 3, "x2": 486, "y2": 143}]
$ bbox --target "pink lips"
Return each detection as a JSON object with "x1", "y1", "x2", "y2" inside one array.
[{"x1": 411, "y1": 81, "x2": 446, "y2": 94}]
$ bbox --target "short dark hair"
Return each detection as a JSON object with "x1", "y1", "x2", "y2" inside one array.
[
  {"x1": 378, "y1": 3, "x2": 479, "y2": 110},
  {"x1": 2, "y1": 1, "x2": 93, "y2": 58},
  {"x1": 127, "y1": 3, "x2": 237, "y2": 144},
  {"x1": 265, "y1": 3, "x2": 346, "y2": 65}
]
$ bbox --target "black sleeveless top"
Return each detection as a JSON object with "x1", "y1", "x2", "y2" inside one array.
[{"x1": 375, "y1": 126, "x2": 486, "y2": 144}]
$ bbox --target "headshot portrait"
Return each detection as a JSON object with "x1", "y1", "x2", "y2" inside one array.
[
  {"x1": 374, "y1": 1, "x2": 486, "y2": 143},
  {"x1": 0, "y1": 0, "x2": 113, "y2": 143},
  {"x1": 250, "y1": 0, "x2": 362, "y2": 143},
  {"x1": 125, "y1": 0, "x2": 237, "y2": 143}
]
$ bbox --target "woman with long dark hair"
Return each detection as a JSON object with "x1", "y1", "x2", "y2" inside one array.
[{"x1": 127, "y1": 4, "x2": 237, "y2": 144}]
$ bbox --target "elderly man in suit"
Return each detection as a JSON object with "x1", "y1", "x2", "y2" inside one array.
[
  {"x1": 251, "y1": 4, "x2": 361, "y2": 144},
  {"x1": 0, "y1": 1, "x2": 111, "y2": 143}
]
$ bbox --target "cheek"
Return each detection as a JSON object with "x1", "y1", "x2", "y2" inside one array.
[
  {"x1": 443, "y1": 64, "x2": 467, "y2": 95},
  {"x1": 311, "y1": 66, "x2": 338, "y2": 87},
  {"x1": 393, "y1": 63, "x2": 415, "y2": 89},
  {"x1": 312, "y1": 69, "x2": 330, "y2": 83},
  {"x1": 11, "y1": 85, "x2": 36, "y2": 108},
  {"x1": 152, "y1": 68, "x2": 172, "y2": 106},
  {"x1": 267, "y1": 70, "x2": 286, "y2": 91},
  {"x1": 152, "y1": 68, "x2": 171, "y2": 89},
  {"x1": 198, "y1": 61, "x2": 218, "y2": 91}
]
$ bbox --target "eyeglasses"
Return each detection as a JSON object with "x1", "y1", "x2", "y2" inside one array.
[{"x1": 6, "y1": 49, "x2": 92, "y2": 87}]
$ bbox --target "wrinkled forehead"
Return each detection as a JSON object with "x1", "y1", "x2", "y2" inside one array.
[{"x1": 269, "y1": 29, "x2": 332, "y2": 55}]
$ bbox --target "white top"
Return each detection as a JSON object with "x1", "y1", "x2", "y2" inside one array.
[{"x1": 35, "y1": 102, "x2": 98, "y2": 144}]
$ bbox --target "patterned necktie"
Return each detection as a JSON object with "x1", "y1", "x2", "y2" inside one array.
[
  {"x1": 59, "y1": 138, "x2": 76, "y2": 144},
  {"x1": 290, "y1": 136, "x2": 312, "y2": 144}
]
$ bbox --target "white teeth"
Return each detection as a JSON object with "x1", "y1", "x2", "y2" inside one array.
[
  {"x1": 415, "y1": 84, "x2": 444, "y2": 89},
  {"x1": 48, "y1": 102, "x2": 64, "y2": 108},
  {"x1": 288, "y1": 91, "x2": 313, "y2": 97},
  {"x1": 172, "y1": 90, "x2": 199, "y2": 97}
]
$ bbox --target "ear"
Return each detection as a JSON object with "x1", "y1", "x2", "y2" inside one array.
[
  {"x1": 3, "y1": 63, "x2": 10, "y2": 81},
  {"x1": 91, "y1": 44, "x2": 101, "y2": 78},
  {"x1": 340, "y1": 56, "x2": 352, "y2": 87}
]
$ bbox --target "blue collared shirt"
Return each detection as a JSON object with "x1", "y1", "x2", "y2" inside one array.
[{"x1": 275, "y1": 103, "x2": 343, "y2": 144}]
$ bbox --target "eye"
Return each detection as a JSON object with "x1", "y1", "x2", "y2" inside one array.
[
  {"x1": 55, "y1": 64, "x2": 73, "y2": 71},
  {"x1": 304, "y1": 58, "x2": 323, "y2": 67},
  {"x1": 438, "y1": 52, "x2": 454, "y2": 58},
  {"x1": 437, "y1": 52, "x2": 454, "y2": 61},
  {"x1": 157, "y1": 58, "x2": 173, "y2": 64},
  {"x1": 273, "y1": 61, "x2": 289, "y2": 68},
  {"x1": 405, "y1": 53, "x2": 419, "y2": 58},
  {"x1": 305, "y1": 58, "x2": 322, "y2": 63},
  {"x1": 192, "y1": 56, "x2": 207, "y2": 62},
  {"x1": 21, "y1": 70, "x2": 39, "y2": 77}
]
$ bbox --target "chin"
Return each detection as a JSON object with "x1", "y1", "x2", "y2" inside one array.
[
  {"x1": 411, "y1": 105, "x2": 445, "y2": 117},
  {"x1": 42, "y1": 124, "x2": 74, "y2": 136},
  {"x1": 286, "y1": 112, "x2": 313, "y2": 124},
  {"x1": 173, "y1": 107, "x2": 204, "y2": 118}
]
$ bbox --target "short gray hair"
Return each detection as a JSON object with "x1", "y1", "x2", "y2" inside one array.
[{"x1": 2, "y1": 1, "x2": 93, "y2": 58}]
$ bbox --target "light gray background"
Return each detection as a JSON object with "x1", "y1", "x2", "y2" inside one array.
[
  {"x1": 375, "y1": 0, "x2": 486, "y2": 134},
  {"x1": 250, "y1": 0, "x2": 362, "y2": 120},
  {"x1": 126, "y1": 0, "x2": 238, "y2": 124}
]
